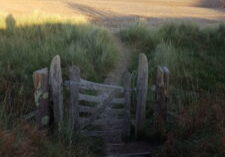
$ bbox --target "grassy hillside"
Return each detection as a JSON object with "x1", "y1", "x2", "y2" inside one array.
[
  {"x1": 0, "y1": 14, "x2": 118, "y2": 115},
  {"x1": 120, "y1": 22, "x2": 225, "y2": 157},
  {"x1": 0, "y1": 14, "x2": 118, "y2": 157}
]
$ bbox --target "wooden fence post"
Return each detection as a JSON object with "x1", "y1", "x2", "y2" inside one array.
[
  {"x1": 123, "y1": 71, "x2": 131, "y2": 138},
  {"x1": 33, "y1": 68, "x2": 50, "y2": 128},
  {"x1": 155, "y1": 66, "x2": 170, "y2": 130},
  {"x1": 136, "y1": 53, "x2": 148, "y2": 137},
  {"x1": 69, "y1": 66, "x2": 80, "y2": 134},
  {"x1": 49, "y1": 55, "x2": 63, "y2": 131}
]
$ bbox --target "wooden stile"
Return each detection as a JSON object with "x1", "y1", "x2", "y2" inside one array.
[
  {"x1": 136, "y1": 53, "x2": 148, "y2": 137},
  {"x1": 69, "y1": 66, "x2": 80, "y2": 132},
  {"x1": 49, "y1": 55, "x2": 63, "y2": 130},
  {"x1": 33, "y1": 68, "x2": 50, "y2": 127}
]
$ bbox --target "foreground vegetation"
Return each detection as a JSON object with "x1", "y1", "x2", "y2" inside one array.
[
  {"x1": 120, "y1": 22, "x2": 225, "y2": 157},
  {"x1": 1, "y1": 12, "x2": 225, "y2": 157},
  {"x1": 0, "y1": 14, "x2": 118, "y2": 157}
]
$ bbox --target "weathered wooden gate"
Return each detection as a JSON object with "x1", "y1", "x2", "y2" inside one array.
[
  {"x1": 65, "y1": 66, "x2": 131, "y2": 143},
  {"x1": 32, "y1": 54, "x2": 150, "y2": 143}
]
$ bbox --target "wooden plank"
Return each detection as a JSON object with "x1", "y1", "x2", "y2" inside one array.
[
  {"x1": 79, "y1": 91, "x2": 117, "y2": 129},
  {"x1": 79, "y1": 79, "x2": 125, "y2": 93},
  {"x1": 49, "y1": 55, "x2": 63, "y2": 130},
  {"x1": 163, "y1": 66, "x2": 170, "y2": 99},
  {"x1": 93, "y1": 119, "x2": 126, "y2": 126},
  {"x1": 78, "y1": 105, "x2": 124, "y2": 115},
  {"x1": 155, "y1": 66, "x2": 170, "y2": 130},
  {"x1": 163, "y1": 66, "x2": 170, "y2": 121},
  {"x1": 136, "y1": 53, "x2": 148, "y2": 137},
  {"x1": 155, "y1": 66, "x2": 164, "y2": 118},
  {"x1": 81, "y1": 129, "x2": 122, "y2": 137},
  {"x1": 122, "y1": 71, "x2": 131, "y2": 138},
  {"x1": 79, "y1": 93, "x2": 125, "y2": 104},
  {"x1": 33, "y1": 68, "x2": 50, "y2": 128},
  {"x1": 69, "y1": 66, "x2": 80, "y2": 133},
  {"x1": 78, "y1": 105, "x2": 96, "y2": 114}
]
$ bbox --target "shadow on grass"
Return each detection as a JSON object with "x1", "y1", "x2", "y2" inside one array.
[
  {"x1": 0, "y1": 14, "x2": 119, "y2": 116},
  {"x1": 196, "y1": 0, "x2": 225, "y2": 8}
]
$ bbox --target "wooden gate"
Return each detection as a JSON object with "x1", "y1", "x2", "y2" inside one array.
[
  {"x1": 65, "y1": 66, "x2": 131, "y2": 143},
  {"x1": 32, "y1": 54, "x2": 150, "y2": 143}
]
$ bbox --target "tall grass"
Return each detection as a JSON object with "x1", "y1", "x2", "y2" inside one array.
[
  {"x1": 0, "y1": 14, "x2": 119, "y2": 115},
  {"x1": 120, "y1": 22, "x2": 225, "y2": 157},
  {"x1": 0, "y1": 14, "x2": 118, "y2": 157}
]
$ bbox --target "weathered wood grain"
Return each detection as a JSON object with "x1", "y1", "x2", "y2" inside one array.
[
  {"x1": 79, "y1": 91, "x2": 116, "y2": 129},
  {"x1": 69, "y1": 66, "x2": 80, "y2": 132},
  {"x1": 33, "y1": 68, "x2": 50, "y2": 127},
  {"x1": 79, "y1": 93, "x2": 125, "y2": 104},
  {"x1": 49, "y1": 55, "x2": 63, "y2": 130},
  {"x1": 123, "y1": 71, "x2": 131, "y2": 138},
  {"x1": 155, "y1": 66, "x2": 170, "y2": 129},
  {"x1": 136, "y1": 53, "x2": 148, "y2": 137},
  {"x1": 79, "y1": 79, "x2": 124, "y2": 93}
]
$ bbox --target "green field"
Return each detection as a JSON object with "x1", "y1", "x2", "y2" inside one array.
[
  {"x1": 0, "y1": 13, "x2": 225, "y2": 157},
  {"x1": 120, "y1": 22, "x2": 225, "y2": 157},
  {"x1": 0, "y1": 15, "x2": 118, "y2": 157}
]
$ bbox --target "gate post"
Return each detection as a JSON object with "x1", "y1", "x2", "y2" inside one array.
[
  {"x1": 155, "y1": 66, "x2": 170, "y2": 131},
  {"x1": 136, "y1": 53, "x2": 148, "y2": 137},
  {"x1": 123, "y1": 71, "x2": 131, "y2": 138},
  {"x1": 33, "y1": 68, "x2": 50, "y2": 128},
  {"x1": 69, "y1": 66, "x2": 80, "y2": 134},
  {"x1": 49, "y1": 55, "x2": 63, "y2": 131}
]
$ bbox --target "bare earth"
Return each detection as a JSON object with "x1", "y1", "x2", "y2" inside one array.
[{"x1": 1, "y1": 0, "x2": 224, "y2": 30}]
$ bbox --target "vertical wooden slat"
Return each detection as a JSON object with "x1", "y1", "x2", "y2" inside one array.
[
  {"x1": 136, "y1": 53, "x2": 148, "y2": 137},
  {"x1": 33, "y1": 68, "x2": 50, "y2": 128},
  {"x1": 69, "y1": 66, "x2": 80, "y2": 133},
  {"x1": 123, "y1": 71, "x2": 131, "y2": 138},
  {"x1": 49, "y1": 55, "x2": 63, "y2": 130},
  {"x1": 155, "y1": 66, "x2": 170, "y2": 129},
  {"x1": 163, "y1": 66, "x2": 170, "y2": 121},
  {"x1": 155, "y1": 66, "x2": 164, "y2": 120}
]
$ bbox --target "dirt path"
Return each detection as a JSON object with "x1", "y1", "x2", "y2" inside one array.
[{"x1": 104, "y1": 35, "x2": 131, "y2": 85}]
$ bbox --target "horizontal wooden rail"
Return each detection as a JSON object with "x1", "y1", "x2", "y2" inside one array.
[
  {"x1": 64, "y1": 80, "x2": 124, "y2": 93},
  {"x1": 79, "y1": 93, "x2": 125, "y2": 104},
  {"x1": 78, "y1": 105, "x2": 125, "y2": 115},
  {"x1": 78, "y1": 105, "x2": 96, "y2": 114},
  {"x1": 81, "y1": 129, "x2": 122, "y2": 136},
  {"x1": 79, "y1": 117, "x2": 126, "y2": 126}
]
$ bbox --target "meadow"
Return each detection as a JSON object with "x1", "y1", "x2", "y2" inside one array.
[
  {"x1": 0, "y1": 14, "x2": 118, "y2": 157},
  {"x1": 0, "y1": 12, "x2": 225, "y2": 157},
  {"x1": 120, "y1": 22, "x2": 225, "y2": 157}
]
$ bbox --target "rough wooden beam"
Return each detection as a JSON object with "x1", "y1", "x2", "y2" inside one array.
[
  {"x1": 69, "y1": 66, "x2": 80, "y2": 132},
  {"x1": 79, "y1": 79, "x2": 125, "y2": 93},
  {"x1": 136, "y1": 53, "x2": 148, "y2": 137},
  {"x1": 33, "y1": 68, "x2": 50, "y2": 128},
  {"x1": 79, "y1": 93, "x2": 125, "y2": 104},
  {"x1": 123, "y1": 71, "x2": 131, "y2": 138},
  {"x1": 49, "y1": 55, "x2": 63, "y2": 130},
  {"x1": 155, "y1": 66, "x2": 170, "y2": 130}
]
